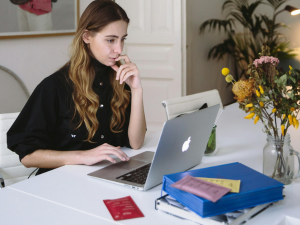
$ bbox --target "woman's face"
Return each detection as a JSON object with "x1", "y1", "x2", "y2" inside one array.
[{"x1": 83, "y1": 20, "x2": 128, "y2": 66}]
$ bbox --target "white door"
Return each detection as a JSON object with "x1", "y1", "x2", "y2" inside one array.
[{"x1": 116, "y1": 0, "x2": 184, "y2": 133}]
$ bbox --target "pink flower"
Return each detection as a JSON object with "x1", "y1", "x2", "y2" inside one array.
[{"x1": 253, "y1": 56, "x2": 280, "y2": 67}]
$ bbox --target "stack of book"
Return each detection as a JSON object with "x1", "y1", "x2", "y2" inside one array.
[{"x1": 156, "y1": 162, "x2": 284, "y2": 224}]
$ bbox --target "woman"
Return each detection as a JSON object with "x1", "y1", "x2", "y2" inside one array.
[{"x1": 7, "y1": 0, "x2": 147, "y2": 175}]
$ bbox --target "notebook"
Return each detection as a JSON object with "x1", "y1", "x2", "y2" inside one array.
[{"x1": 162, "y1": 162, "x2": 284, "y2": 217}]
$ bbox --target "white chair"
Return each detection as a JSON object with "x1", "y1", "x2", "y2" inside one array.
[
  {"x1": 0, "y1": 65, "x2": 29, "y2": 114},
  {"x1": 0, "y1": 112, "x2": 37, "y2": 188},
  {"x1": 0, "y1": 65, "x2": 36, "y2": 188},
  {"x1": 162, "y1": 89, "x2": 223, "y2": 120}
]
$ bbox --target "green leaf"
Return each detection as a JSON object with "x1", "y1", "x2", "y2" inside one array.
[
  {"x1": 275, "y1": 74, "x2": 287, "y2": 86},
  {"x1": 288, "y1": 76, "x2": 296, "y2": 83}
]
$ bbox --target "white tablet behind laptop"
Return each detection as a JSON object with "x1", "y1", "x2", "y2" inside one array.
[{"x1": 88, "y1": 104, "x2": 220, "y2": 191}]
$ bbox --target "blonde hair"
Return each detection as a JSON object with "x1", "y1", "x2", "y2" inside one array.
[{"x1": 67, "y1": 0, "x2": 130, "y2": 142}]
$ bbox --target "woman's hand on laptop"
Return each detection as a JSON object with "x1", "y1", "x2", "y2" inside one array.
[{"x1": 81, "y1": 143, "x2": 130, "y2": 165}]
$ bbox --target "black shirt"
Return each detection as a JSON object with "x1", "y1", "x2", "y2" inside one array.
[{"x1": 7, "y1": 58, "x2": 132, "y2": 175}]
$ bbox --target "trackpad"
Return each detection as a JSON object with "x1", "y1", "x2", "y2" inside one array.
[{"x1": 116, "y1": 160, "x2": 147, "y2": 170}]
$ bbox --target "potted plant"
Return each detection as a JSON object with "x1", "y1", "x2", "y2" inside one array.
[{"x1": 200, "y1": 0, "x2": 297, "y2": 78}]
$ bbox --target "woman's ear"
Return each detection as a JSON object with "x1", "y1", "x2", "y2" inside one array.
[{"x1": 82, "y1": 30, "x2": 90, "y2": 44}]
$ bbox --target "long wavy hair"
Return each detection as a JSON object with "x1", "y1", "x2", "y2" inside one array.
[{"x1": 67, "y1": 0, "x2": 130, "y2": 142}]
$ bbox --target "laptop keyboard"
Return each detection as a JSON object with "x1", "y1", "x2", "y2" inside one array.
[{"x1": 116, "y1": 163, "x2": 151, "y2": 185}]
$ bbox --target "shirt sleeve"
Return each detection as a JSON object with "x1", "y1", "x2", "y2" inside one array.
[{"x1": 7, "y1": 79, "x2": 59, "y2": 161}]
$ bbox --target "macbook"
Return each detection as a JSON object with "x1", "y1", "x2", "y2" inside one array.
[{"x1": 88, "y1": 104, "x2": 220, "y2": 191}]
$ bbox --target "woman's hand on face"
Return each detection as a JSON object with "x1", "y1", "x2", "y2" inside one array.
[
  {"x1": 111, "y1": 55, "x2": 142, "y2": 90},
  {"x1": 81, "y1": 143, "x2": 130, "y2": 166}
]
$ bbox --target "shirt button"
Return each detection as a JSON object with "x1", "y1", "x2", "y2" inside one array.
[
  {"x1": 100, "y1": 82, "x2": 103, "y2": 86},
  {"x1": 101, "y1": 135, "x2": 104, "y2": 139},
  {"x1": 100, "y1": 104, "x2": 104, "y2": 108}
]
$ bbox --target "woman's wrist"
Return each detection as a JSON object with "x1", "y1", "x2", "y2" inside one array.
[{"x1": 130, "y1": 87, "x2": 143, "y2": 95}]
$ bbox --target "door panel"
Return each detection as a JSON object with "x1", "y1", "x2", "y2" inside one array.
[{"x1": 116, "y1": 0, "x2": 182, "y2": 133}]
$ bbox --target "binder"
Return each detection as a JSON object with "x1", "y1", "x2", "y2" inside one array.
[
  {"x1": 162, "y1": 162, "x2": 284, "y2": 217},
  {"x1": 155, "y1": 194, "x2": 275, "y2": 225}
]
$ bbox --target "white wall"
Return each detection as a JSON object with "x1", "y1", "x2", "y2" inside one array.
[
  {"x1": 186, "y1": 0, "x2": 234, "y2": 105},
  {"x1": 1, "y1": 0, "x2": 300, "y2": 106},
  {"x1": 0, "y1": 0, "x2": 93, "y2": 94},
  {"x1": 186, "y1": 0, "x2": 300, "y2": 106}
]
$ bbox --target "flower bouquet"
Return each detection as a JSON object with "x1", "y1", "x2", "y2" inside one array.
[{"x1": 222, "y1": 44, "x2": 300, "y2": 184}]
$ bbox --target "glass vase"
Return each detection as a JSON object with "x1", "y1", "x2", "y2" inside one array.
[{"x1": 263, "y1": 133, "x2": 300, "y2": 185}]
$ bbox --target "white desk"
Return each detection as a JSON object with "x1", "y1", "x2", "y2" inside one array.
[
  {"x1": 2, "y1": 103, "x2": 300, "y2": 224},
  {"x1": 0, "y1": 187, "x2": 116, "y2": 225}
]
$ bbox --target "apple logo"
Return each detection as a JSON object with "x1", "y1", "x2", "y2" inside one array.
[{"x1": 182, "y1": 137, "x2": 191, "y2": 152}]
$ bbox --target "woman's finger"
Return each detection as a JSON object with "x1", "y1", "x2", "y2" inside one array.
[
  {"x1": 101, "y1": 155, "x2": 116, "y2": 163},
  {"x1": 116, "y1": 64, "x2": 131, "y2": 80},
  {"x1": 120, "y1": 69, "x2": 134, "y2": 84},
  {"x1": 121, "y1": 71, "x2": 135, "y2": 84},
  {"x1": 100, "y1": 149, "x2": 128, "y2": 161},
  {"x1": 115, "y1": 55, "x2": 131, "y2": 64}
]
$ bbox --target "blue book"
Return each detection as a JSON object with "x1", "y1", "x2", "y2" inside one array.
[{"x1": 162, "y1": 162, "x2": 284, "y2": 218}]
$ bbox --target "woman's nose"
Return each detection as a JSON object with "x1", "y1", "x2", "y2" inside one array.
[{"x1": 114, "y1": 42, "x2": 122, "y2": 54}]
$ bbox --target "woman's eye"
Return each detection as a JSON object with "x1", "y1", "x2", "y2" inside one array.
[
  {"x1": 122, "y1": 38, "x2": 127, "y2": 41},
  {"x1": 107, "y1": 39, "x2": 114, "y2": 43}
]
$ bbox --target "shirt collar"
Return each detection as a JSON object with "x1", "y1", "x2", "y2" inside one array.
[{"x1": 91, "y1": 57, "x2": 112, "y2": 87}]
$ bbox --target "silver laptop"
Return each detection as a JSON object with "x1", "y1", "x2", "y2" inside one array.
[{"x1": 88, "y1": 104, "x2": 220, "y2": 191}]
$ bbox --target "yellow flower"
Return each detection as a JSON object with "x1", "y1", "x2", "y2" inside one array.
[
  {"x1": 289, "y1": 71, "x2": 292, "y2": 75},
  {"x1": 244, "y1": 112, "x2": 255, "y2": 119},
  {"x1": 245, "y1": 103, "x2": 253, "y2": 108},
  {"x1": 282, "y1": 114, "x2": 286, "y2": 120},
  {"x1": 259, "y1": 102, "x2": 264, "y2": 107},
  {"x1": 259, "y1": 85, "x2": 264, "y2": 94},
  {"x1": 225, "y1": 74, "x2": 233, "y2": 83},
  {"x1": 222, "y1": 68, "x2": 230, "y2": 76},
  {"x1": 291, "y1": 107, "x2": 295, "y2": 112},
  {"x1": 256, "y1": 90, "x2": 261, "y2": 97},
  {"x1": 254, "y1": 116, "x2": 260, "y2": 124},
  {"x1": 293, "y1": 116, "x2": 298, "y2": 128},
  {"x1": 249, "y1": 107, "x2": 255, "y2": 112},
  {"x1": 281, "y1": 125, "x2": 285, "y2": 136},
  {"x1": 272, "y1": 108, "x2": 277, "y2": 113},
  {"x1": 288, "y1": 115, "x2": 293, "y2": 125},
  {"x1": 289, "y1": 65, "x2": 293, "y2": 70},
  {"x1": 296, "y1": 120, "x2": 299, "y2": 129}
]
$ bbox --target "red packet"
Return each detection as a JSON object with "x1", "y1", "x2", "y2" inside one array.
[{"x1": 103, "y1": 196, "x2": 144, "y2": 221}]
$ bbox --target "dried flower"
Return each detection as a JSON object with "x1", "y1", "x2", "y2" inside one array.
[
  {"x1": 259, "y1": 85, "x2": 264, "y2": 94},
  {"x1": 288, "y1": 115, "x2": 293, "y2": 125},
  {"x1": 256, "y1": 90, "x2": 261, "y2": 97},
  {"x1": 225, "y1": 74, "x2": 233, "y2": 83},
  {"x1": 281, "y1": 125, "x2": 285, "y2": 136},
  {"x1": 223, "y1": 45, "x2": 300, "y2": 138},
  {"x1": 232, "y1": 79, "x2": 255, "y2": 102},
  {"x1": 244, "y1": 112, "x2": 255, "y2": 119},
  {"x1": 293, "y1": 116, "x2": 298, "y2": 128},
  {"x1": 222, "y1": 68, "x2": 230, "y2": 76},
  {"x1": 253, "y1": 56, "x2": 280, "y2": 67}
]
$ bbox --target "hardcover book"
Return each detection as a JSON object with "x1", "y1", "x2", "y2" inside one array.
[{"x1": 162, "y1": 162, "x2": 284, "y2": 217}]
